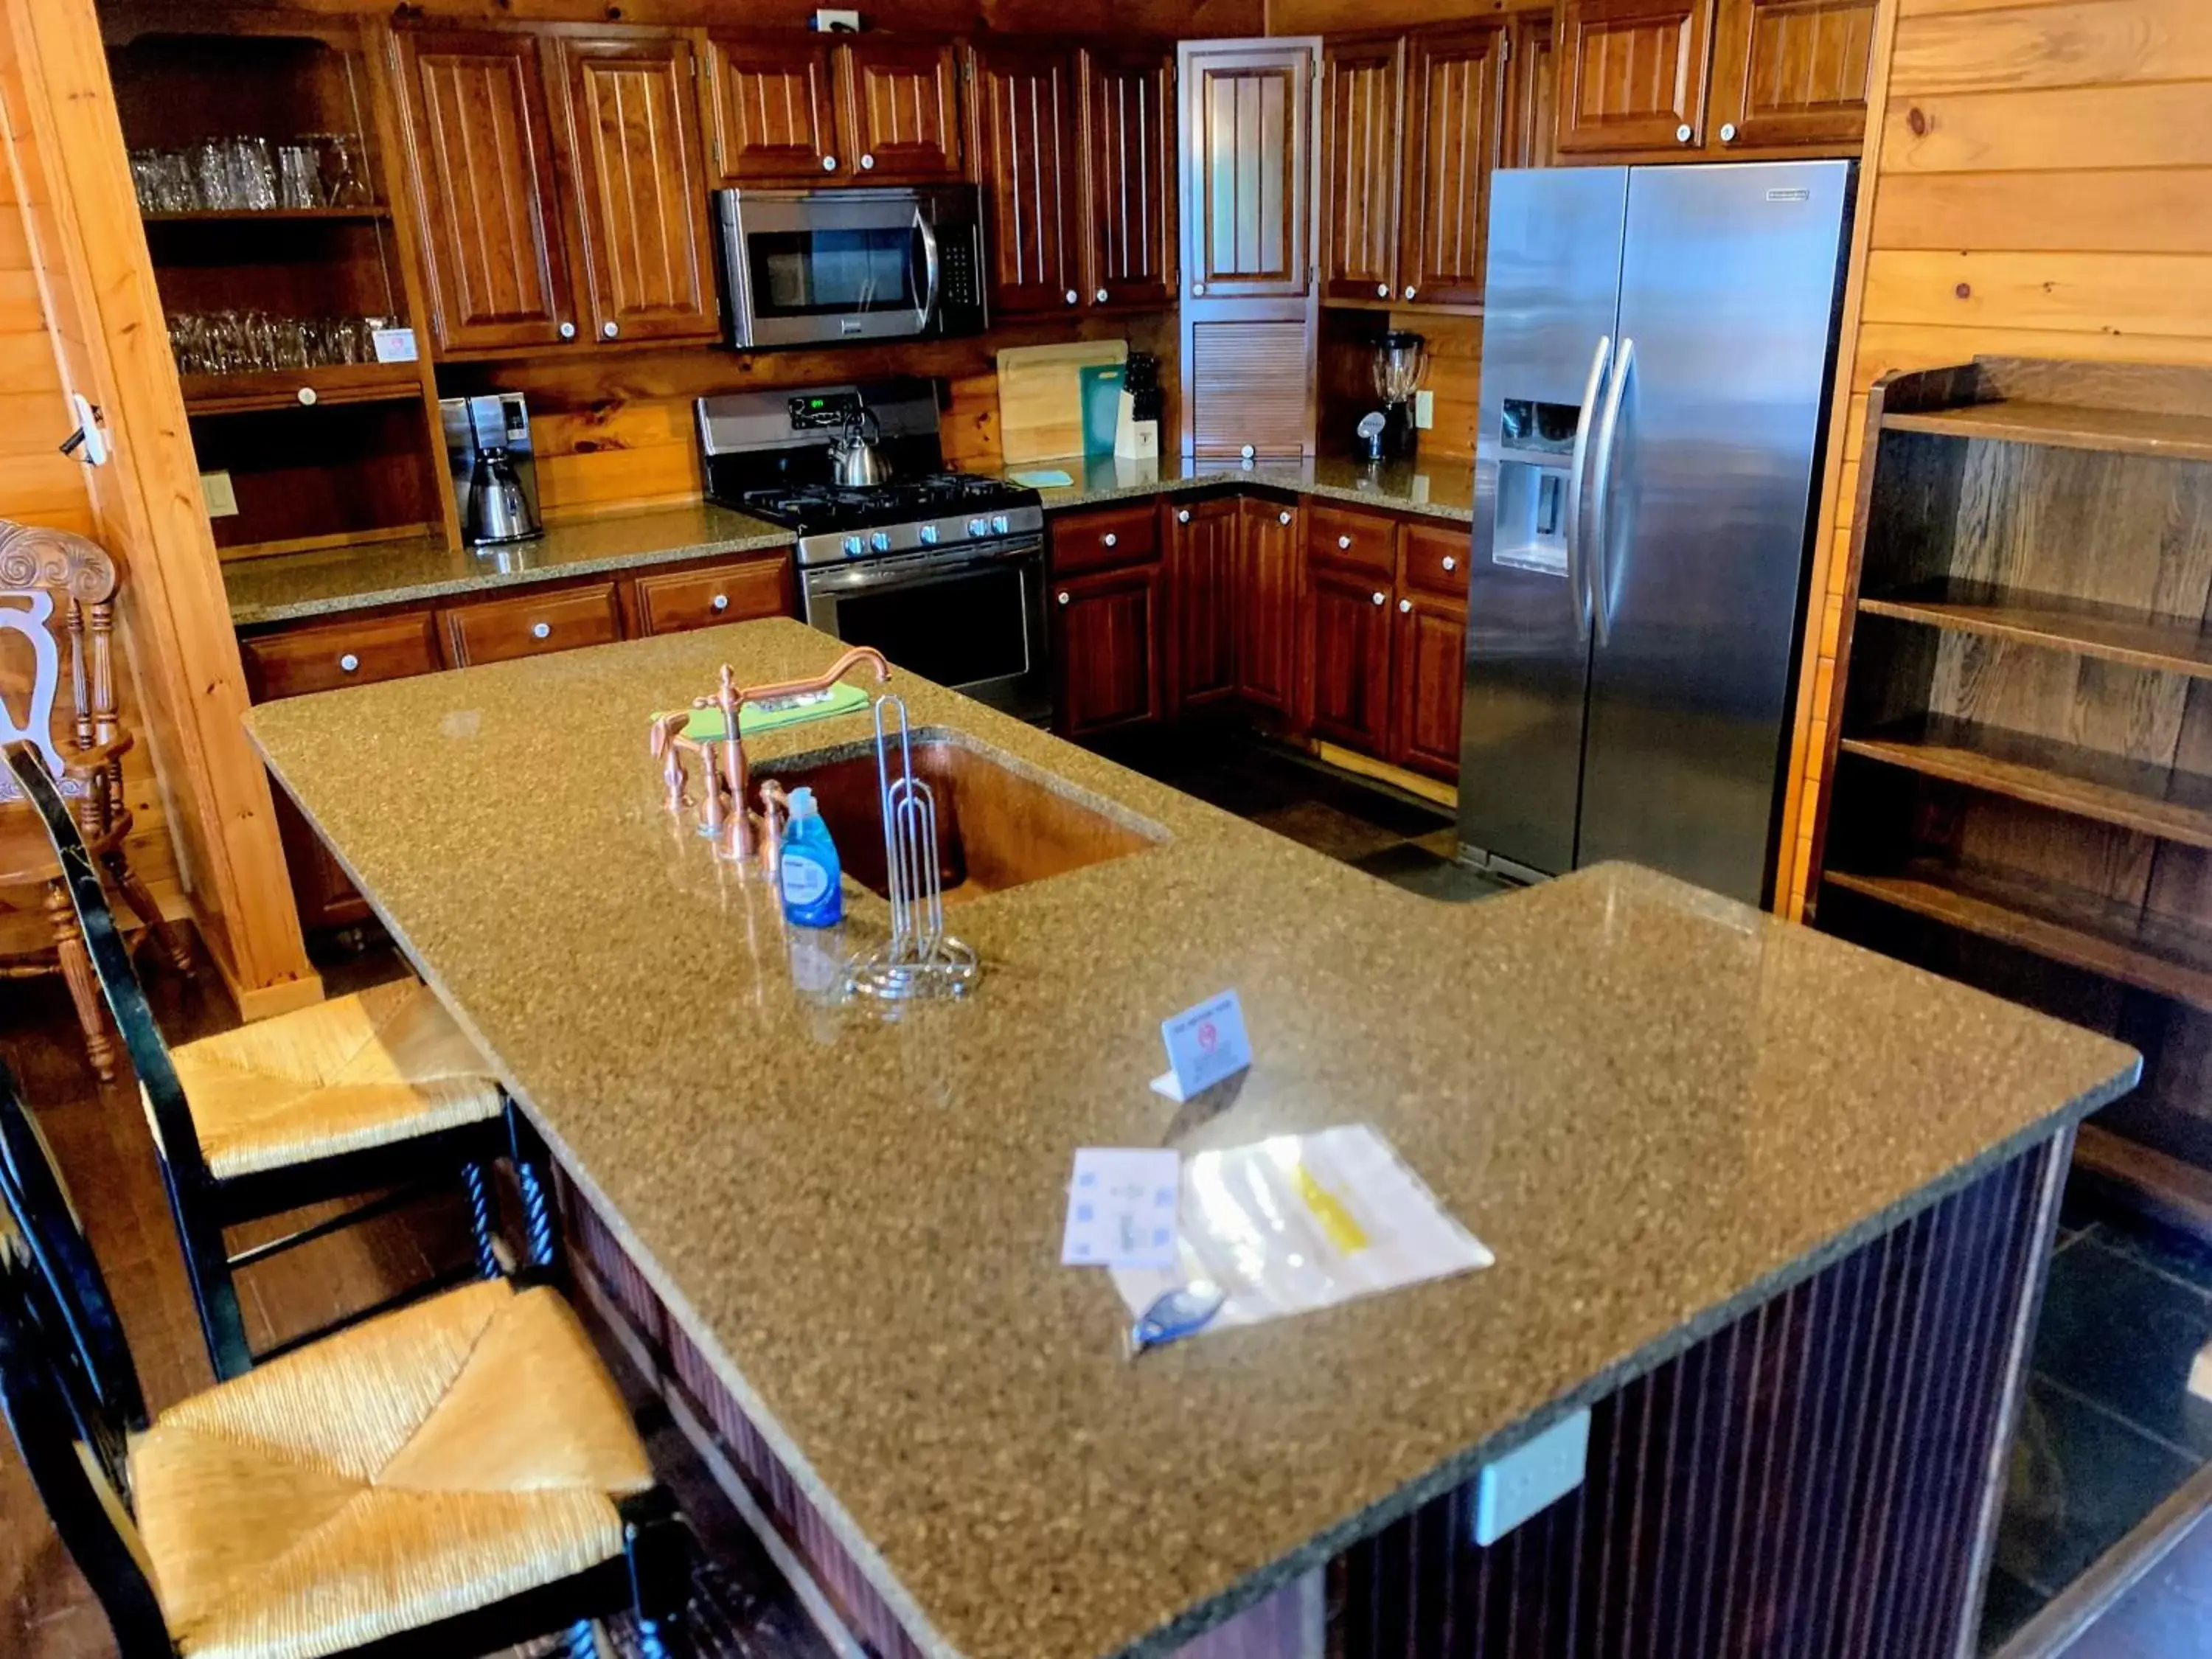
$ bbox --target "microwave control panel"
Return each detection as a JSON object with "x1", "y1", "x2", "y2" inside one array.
[{"x1": 938, "y1": 240, "x2": 979, "y2": 310}]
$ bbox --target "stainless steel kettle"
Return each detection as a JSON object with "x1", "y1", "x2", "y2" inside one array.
[
  {"x1": 466, "y1": 445, "x2": 541, "y2": 544},
  {"x1": 829, "y1": 408, "x2": 890, "y2": 488}
]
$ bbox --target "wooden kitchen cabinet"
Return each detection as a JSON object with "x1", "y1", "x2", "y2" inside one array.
[
  {"x1": 390, "y1": 26, "x2": 577, "y2": 354},
  {"x1": 700, "y1": 33, "x2": 841, "y2": 182},
  {"x1": 1308, "y1": 561, "x2": 1396, "y2": 756},
  {"x1": 1320, "y1": 35, "x2": 1404, "y2": 306},
  {"x1": 1507, "y1": 11, "x2": 1559, "y2": 169},
  {"x1": 1392, "y1": 590, "x2": 1467, "y2": 779},
  {"x1": 1083, "y1": 46, "x2": 1178, "y2": 310},
  {"x1": 1169, "y1": 498, "x2": 1241, "y2": 711},
  {"x1": 1398, "y1": 24, "x2": 1508, "y2": 310},
  {"x1": 1237, "y1": 501, "x2": 1303, "y2": 720},
  {"x1": 628, "y1": 557, "x2": 793, "y2": 636},
  {"x1": 1706, "y1": 0, "x2": 1877, "y2": 151},
  {"x1": 845, "y1": 37, "x2": 963, "y2": 183},
  {"x1": 442, "y1": 583, "x2": 623, "y2": 666},
  {"x1": 552, "y1": 32, "x2": 719, "y2": 347},
  {"x1": 1054, "y1": 564, "x2": 1164, "y2": 737},
  {"x1": 1555, "y1": 0, "x2": 1717, "y2": 156},
  {"x1": 970, "y1": 42, "x2": 1082, "y2": 316}
]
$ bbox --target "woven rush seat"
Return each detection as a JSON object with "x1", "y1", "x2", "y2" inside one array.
[
  {"x1": 162, "y1": 979, "x2": 504, "y2": 1181},
  {"x1": 130, "y1": 1278, "x2": 654, "y2": 1659}
]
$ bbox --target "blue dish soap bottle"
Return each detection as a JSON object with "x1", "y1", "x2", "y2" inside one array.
[{"x1": 779, "y1": 787, "x2": 844, "y2": 928}]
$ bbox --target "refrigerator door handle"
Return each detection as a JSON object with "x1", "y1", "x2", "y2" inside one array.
[
  {"x1": 1586, "y1": 335, "x2": 1635, "y2": 648},
  {"x1": 1563, "y1": 335, "x2": 1613, "y2": 644}
]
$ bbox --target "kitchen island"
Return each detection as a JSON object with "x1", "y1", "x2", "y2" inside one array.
[{"x1": 245, "y1": 619, "x2": 2138, "y2": 1659}]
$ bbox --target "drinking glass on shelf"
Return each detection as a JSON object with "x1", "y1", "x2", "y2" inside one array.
[
  {"x1": 310, "y1": 132, "x2": 371, "y2": 208},
  {"x1": 226, "y1": 136, "x2": 277, "y2": 212},
  {"x1": 192, "y1": 139, "x2": 231, "y2": 210},
  {"x1": 275, "y1": 142, "x2": 321, "y2": 210}
]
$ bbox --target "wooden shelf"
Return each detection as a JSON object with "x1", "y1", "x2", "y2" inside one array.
[
  {"x1": 143, "y1": 205, "x2": 388, "y2": 223},
  {"x1": 1858, "y1": 582, "x2": 2212, "y2": 681},
  {"x1": 1837, "y1": 716, "x2": 2212, "y2": 851},
  {"x1": 1823, "y1": 863, "x2": 2212, "y2": 1015},
  {"x1": 1881, "y1": 400, "x2": 2212, "y2": 464},
  {"x1": 179, "y1": 361, "x2": 421, "y2": 415}
]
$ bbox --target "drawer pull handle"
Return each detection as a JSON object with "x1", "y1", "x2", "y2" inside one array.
[
  {"x1": 1095, "y1": 288, "x2": 1109, "y2": 303},
  {"x1": 1399, "y1": 597, "x2": 1413, "y2": 613},
  {"x1": 1178, "y1": 509, "x2": 1191, "y2": 524},
  {"x1": 531, "y1": 622, "x2": 552, "y2": 639},
  {"x1": 1103, "y1": 532, "x2": 1117, "y2": 548},
  {"x1": 860, "y1": 153, "x2": 875, "y2": 171},
  {"x1": 1371, "y1": 591, "x2": 1386, "y2": 606},
  {"x1": 1403, "y1": 285, "x2": 1416, "y2": 300},
  {"x1": 1065, "y1": 289, "x2": 1079, "y2": 305},
  {"x1": 1675, "y1": 124, "x2": 1693, "y2": 144},
  {"x1": 1377, "y1": 283, "x2": 1389, "y2": 299},
  {"x1": 711, "y1": 593, "x2": 729, "y2": 611},
  {"x1": 823, "y1": 156, "x2": 838, "y2": 172},
  {"x1": 296, "y1": 386, "x2": 318, "y2": 406},
  {"x1": 1279, "y1": 511, "x2": 1292, "y2": 524},
  {"x1": 1442, "y1": 554, "x2": 1456, "y2": 571},
  {"x1": 601, "y1": 321, "x2": 619, "y2": 340},
  {"x1": 338, "y1": 653, "x2": 359, "y2": 673},
  {"x1": 1057, "y1": 591, "x2": 1071, "y2": 605},
  {"x1": 1338, "y1": 535, "x2": 1353, "y2": 549}
]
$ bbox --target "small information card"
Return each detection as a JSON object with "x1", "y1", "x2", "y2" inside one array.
[
  {"x1": 371, "y1": 326, "x2": 420, "y2": 364},
  {"x1": 1150, "y1": 990, "x2": 1253, "y2": 1102},
  {"x1": 1060, "y1": 1147, "x2": 1181, "y2": 1270}
]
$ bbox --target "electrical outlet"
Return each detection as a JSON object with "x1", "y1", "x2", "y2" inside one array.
[
  {"x1": 1472, "y1": 1408, "x2": 1589, "y2": 1546},
  {"x1": 1414, "y1": 389, "x2": 1436, "y2": 431},
  {"x1": 200, "y1": 471, "x2": 239, "y2": 518},
  {"x1": 812, "y1": 8, "x2": 862, "y2": 29}
]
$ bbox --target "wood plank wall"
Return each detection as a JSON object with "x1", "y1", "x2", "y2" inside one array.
[
  {"x1": 1778, "y1": 0, "x2": 2212, "y2": 917},
  {"x1": 0, "y1": 74, "x2": 184, "y2": 962}
]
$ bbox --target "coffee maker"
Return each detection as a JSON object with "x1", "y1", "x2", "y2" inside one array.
[
  {"x1": 441, "y1": 394, "x2": 543, "y2": 546},
  {"x1": 1368, "y1": 330, "x2": 1428, "y2": 462}
]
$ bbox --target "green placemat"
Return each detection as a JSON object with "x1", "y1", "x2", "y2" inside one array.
[{"x1": 655, "y1": 680, "x2": 872, "y2": 742}]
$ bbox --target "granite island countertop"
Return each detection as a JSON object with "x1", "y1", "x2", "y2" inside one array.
[{"x1": 243, "y1": 619, "x2": 2137, "y2": 1659}]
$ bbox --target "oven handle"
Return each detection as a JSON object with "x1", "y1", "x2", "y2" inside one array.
[
  {"x1": 915, "y1": 206, "x2": 942, "y2": 331},
  {"x1": 804, "y1": 537, "x2": 1042, "y2": 596}
]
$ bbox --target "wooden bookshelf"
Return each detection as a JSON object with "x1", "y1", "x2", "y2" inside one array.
[{"x1": 1809, "y1": 357, "x2": 2212, "y2": 1239}]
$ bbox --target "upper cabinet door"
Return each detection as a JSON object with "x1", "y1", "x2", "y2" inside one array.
[
  {"x1": 392, "y1": 27, "x2": 576, "y2": 353},
  {"x1": 844, "y1": 37, "x2": 963, "y2": 184},
  {"x1": 553, "y1": 33, "x2": 718, "y2": 346},
  {"x1": 970, "y1": 44, "x2": 1082, "y2": 316},
  {"x1": 702, "y1": 33, "x2": 842, "y2": 183},
  {"x1": 1319, "y1": 35, "x2": 1403, "y2": 306},
  {"x1": 1507, "y1": 12, "x2": 1559, "y2": 169},
  {"x1": 1181, "y1": 41, "x2": 1318, "y2": 302},
  {"x1": 1707, "y1": 0, "x2": 1875, "y2": 152},
  {"x1": 1556, "y1": 0, "x2": 1717, "y2": 157},
  {"x1": 1397, "y1": 24, "x2": 1506, "y2": 309},
  {"x1": 1083, "y1": 46, "x2": 1178, "y2": 310}
]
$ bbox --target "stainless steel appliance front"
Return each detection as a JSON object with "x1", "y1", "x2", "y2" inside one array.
[
  {"x1": 801, "y1": 536, "x2": 1051, "y2": 725},
  {"x1": 1460, "y1": 161, "x2": 1853, "y2": 906},
  {"x1": 716, "y1": 186, "x2": 987, "y2": 349}
]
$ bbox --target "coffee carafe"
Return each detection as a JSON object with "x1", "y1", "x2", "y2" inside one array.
[
  {"x1": 1371, "y1": 330, "x2": 1429, "y2": 461},
  {"x1": 465, "y1": 445, "x2": 540, "y2": 545},
  {"x1": 442, "y1": 393, "x2": 544, "y2": 547}
]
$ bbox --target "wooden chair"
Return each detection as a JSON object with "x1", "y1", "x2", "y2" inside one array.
[
  {"x1": 7, "y1": 738, "x2": 562, "y2": 1383},
  {"x1": 0, "y1": 1057, "x2": 695, "y2": 1659},
  {"x1": 0, "y1": 521, "x2": 192, "y2": 1080}
]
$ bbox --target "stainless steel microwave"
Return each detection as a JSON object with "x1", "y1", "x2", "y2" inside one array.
[{"x1": 714, "y1": 185, "x2": 987, "y2": 349}]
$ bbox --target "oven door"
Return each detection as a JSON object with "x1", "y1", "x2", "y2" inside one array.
[
  {"x1": 802, "y1": 539, "x2": 1051, "y2": 725},
  {"x1": 720, "y1": 189, "x2": 938, "y2": 349}
]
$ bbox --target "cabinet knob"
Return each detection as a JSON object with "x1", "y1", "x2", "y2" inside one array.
[
  {"x1": 1102, "y1": 532, "x2": 1118, "y2": 547},
  {"x1": 860, "y1": 153, "x2": 875, "y2": 170},
  {"x1": 531, "y1": 621, "x2": 551, "y2": 639},
  {"x1": 1178, "y1": 509, "x2": 1191, "y2": 524},
  {"x1": 822, "y1": 155, "x2": 839, "y2": 172},
  {"x1": 1057, "y1": 590, "x2": 1071, "y2": 605},
  {"x1": 1338, "y1": 535, "x2": 1353, "y2": 549},
  {"x1": 1192, "y1": 281, "x2": 1206, "y2": 296},
  {"x1": 338, "y1": 653, "x2": 359, "y2": 673},
  {"x1": 1719, "y1": 122, "x2": 1738, "y2": 144},
  {"x1": 1065, "y1": 289, "x2": 1079, "y2": 305},
  {"x1": 1675, "y1": 124, "x2": 1694, "y2": 144},
  {"x1": 1371, "y1": 591, "x2": 1387, "y2": 606},
  {"x1": 601, "y1": 321, "x2": 619, "y2": 339},
  {"x1": 1241, "y1": 445, "x2": 1256, "y2": 461},
  {"x1": 1404, "y1": 285, "x2": 1417, "y2": 300},
  {"x1": 1399, "y1": 597, "x2": 1413, "y2": 613},
  {"x1": 1442, "y1": 554, "x2": 1456, "y2": 571},
  {"x1": 1278, "y1": 511, "x2": 1292, "y2": 525},
  {"x1": 711, "y1": 593, "x2": 729, "y2": 612},
  {"x1": 1095, "y1": 288, "x2": 1109, "y2": 304},
  {"x1": 296, "y1": 386, "x2": 318, "y2": 406},
  {"x1": 558, "y1": 321, "x2": 577, "y2": 340}
]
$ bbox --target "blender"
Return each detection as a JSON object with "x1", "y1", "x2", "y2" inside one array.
[{"x1": 1370, "y1": 330, "x2": 1429, "y2": 461}]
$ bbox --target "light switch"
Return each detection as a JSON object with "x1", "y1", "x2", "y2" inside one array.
[
  {"x1": 200, "y1": 470, "x2": 240, "y2": 518},
  {"x1": 1472, "y1": 1407, "x2": 1589, "y2": 1545},
  {"x1": 1414, "y1": 389, "x2": 1436, "y2": 431}
]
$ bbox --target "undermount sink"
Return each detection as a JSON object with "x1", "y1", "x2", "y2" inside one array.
[{"x1": 756, "y1": 733, "x2": 1165, "y2": 904}]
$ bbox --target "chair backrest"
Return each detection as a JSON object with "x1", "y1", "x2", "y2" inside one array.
[
  {"x1": 4, "y1": 740, "x2": 247, "y2": 1368},
  {"x1": 0, "y1": 1061, "x2": 172, "y2": 1658},
  {"x1": 0, "y1": 521, "x2": 122, "y2": 814}
]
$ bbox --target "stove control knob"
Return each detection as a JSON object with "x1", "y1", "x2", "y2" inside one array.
[
  {"x1": 967, "y1": 517, "x2": 990, "y2": 537},
  {"x1": 991, "y1": 514, "x2": 1010, "y2": 535},
  {"x1": 869, "y1": 531, "x2": 892, "y2": 552},
  {"x1": 919, "y1": 524, "x2": 940, "y2": 544},
  {"x1": 841, "y1": 535, "x2": 865, "y2": 557}
]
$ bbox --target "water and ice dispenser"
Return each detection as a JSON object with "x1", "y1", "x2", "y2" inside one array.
[{"x1": 1489, "y1": 397, "x2": 1581, "y2": 577}]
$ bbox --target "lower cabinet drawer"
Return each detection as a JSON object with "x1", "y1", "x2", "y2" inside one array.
[
  {"x1": 240, "y1": 611, "x2": 442, "y2": 701},
  {"x1": 1401, "y1": 521, "x2": 1472, "y2": 599},
  {"x1": 1308, "y1": 504, "x2": 1398, "y2": 579},
  {"x1": 442, "y1": 583, "x2": 622, "y2": 666},
  {"x1": 1051, "y1": 502, "x2": 1161, "y2": 577},
  {"x1": 631, "y1": 556, "x2": 792, "y2": 636}
]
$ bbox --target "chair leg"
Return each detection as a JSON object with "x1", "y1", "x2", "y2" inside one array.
[
  {"x1": 459, "y1": 1160, "x2": 501, "y2": 1280},
  {"x1": 622, "y1": 1495, "x2": 694, "y2": 1659},
  {"x1": 102, "y1": 849, "x2": 192, "y2": 975},
  {"x1": 46, "y1": 880, "x2": 116, "y2": 1082}
]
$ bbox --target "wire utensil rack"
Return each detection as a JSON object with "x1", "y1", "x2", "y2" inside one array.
[{"x1": 846, "y1": 695, "x2": 978, "y2": 1001}]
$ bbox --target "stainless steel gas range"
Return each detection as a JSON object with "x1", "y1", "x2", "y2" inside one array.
[{"x1": 696, "y1": 381, "x2": 1049, "y2": 724}]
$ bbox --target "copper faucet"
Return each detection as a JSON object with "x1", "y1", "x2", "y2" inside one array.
[{"x1": 712, "y1": 646, "x2": 891, "y2": 869}]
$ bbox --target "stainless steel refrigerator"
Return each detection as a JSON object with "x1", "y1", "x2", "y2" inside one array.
[{"x1": 1458, "y1": 160, "x2": 1853, "y2": 907}]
